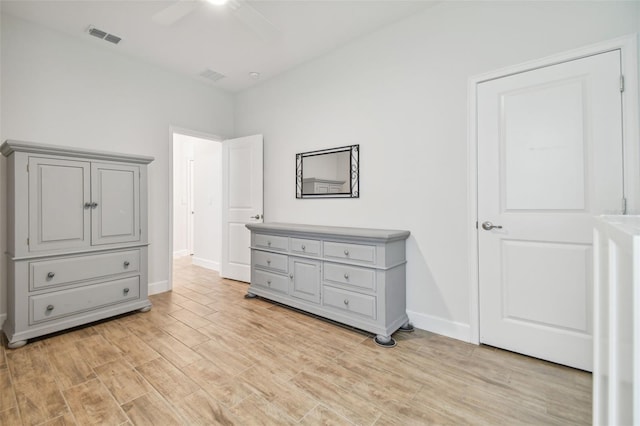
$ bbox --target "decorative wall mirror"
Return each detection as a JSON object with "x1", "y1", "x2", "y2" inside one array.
[{"x1": 296, "y1": 145, "x2": 359, "y2": 198}]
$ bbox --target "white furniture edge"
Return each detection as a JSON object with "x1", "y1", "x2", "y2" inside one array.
[{"x1": 1, "y1": 140, "x2": 154, "y2": 164}]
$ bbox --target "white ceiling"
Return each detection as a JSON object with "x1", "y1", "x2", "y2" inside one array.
[{"x1": 2, "y1": 0, "x2": 436, "y2": 92}]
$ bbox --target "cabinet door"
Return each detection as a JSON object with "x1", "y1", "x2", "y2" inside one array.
[
  {"x1": 28, "y1": 157, "x2": 91, "y2": 252},
  {"x1": 91, "y1": 163, "x2": 140, "y2": 245},
  {"x1": 289, "y1": 257, "x2": 321, "y2": 303}
]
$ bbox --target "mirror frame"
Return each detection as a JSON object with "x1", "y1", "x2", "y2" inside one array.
[{"x1": 296, "y1": 144, "x2": 359, "y2": 199}]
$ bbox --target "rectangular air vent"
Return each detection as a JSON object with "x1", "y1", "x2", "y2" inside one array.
[
  {"x1": 87, "y1": 26, "x2": 122, "y2": 45},
  {"x1": 199, "y1": 68, "x2": 226, "y2": 82}
]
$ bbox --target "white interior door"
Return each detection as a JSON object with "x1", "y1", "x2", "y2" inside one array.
[
  {"x1": 187, "y1": 159, "x2": 194, "y2": 256},
  {"x1": 478, "y1": 50, "x2": 624, "y2": 371},
  {"x1": 221, "y1": 134, "x2": 263, "y2": 282}
]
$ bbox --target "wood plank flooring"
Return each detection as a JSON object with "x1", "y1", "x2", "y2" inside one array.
[{"x1": 0, "y1": 257, "x2": 592, "y2": 425}]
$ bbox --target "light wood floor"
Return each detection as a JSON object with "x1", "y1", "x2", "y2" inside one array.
[{"x1": 0, "y1": 257, "x2": 592, "y2": 425}]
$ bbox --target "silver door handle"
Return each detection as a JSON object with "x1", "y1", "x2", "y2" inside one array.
[
  {"x1": 250, "y1": 214, "x2": 263, "y2": 219},
  {"x1": 482, "y1": 221, "x2": 503, "y2": 231}
]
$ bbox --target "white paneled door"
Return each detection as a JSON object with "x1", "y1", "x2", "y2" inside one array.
[
  {"x1": 478, "y1": 50, "x2": 624, "y2": 371},
  {"x1": 221, "y1": 134, "x2": 263, "y2": 282}
]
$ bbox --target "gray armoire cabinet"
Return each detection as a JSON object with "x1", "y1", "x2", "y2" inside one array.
[{"x1": 1, "y1": 140, "x2": 154, "y2": 348}]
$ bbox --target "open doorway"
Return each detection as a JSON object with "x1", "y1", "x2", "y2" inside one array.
[{"x1": 171, "y1": 129, "x2": 222, "y2": 280}]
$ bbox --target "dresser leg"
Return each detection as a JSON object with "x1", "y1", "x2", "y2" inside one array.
[
  {"x1": 374, "y1": 335, "x2": 397, "y2": 348},
  {"x1": 139, "y1": 305, "x2": 151, "y2": 313},
  {"x1": 244, "y1": 292, "x2": 258, "y2": 299},
  {"x1": 399, "y1": 321, "x2": 415, "y2": 332},
  {"x1": 7, "y1": 340, "x2": 27, "y2": 349}
]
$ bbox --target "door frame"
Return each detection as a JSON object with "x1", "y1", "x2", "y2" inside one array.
[
  {"x1": 467, "y1": 34, "x2": 639, "y2": 344},
  {"x1": 168, "y1": 126, "x2": 223, "y2": 292}
]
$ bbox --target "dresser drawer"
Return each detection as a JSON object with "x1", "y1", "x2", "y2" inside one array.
[
  {"x1": 30, "y1": 276, "x2": 140, "y2": 324},
  {"x1": 323, "y1": 241, "x2": 375, "y2": 263},
  {"x1": 253, "y1": 270, "x2": 289, "y2": 295},
  {"x1": 290, "y1": 238, "x2": 321, "y2": 256},
  {"x1": 30, "y1": 250, "x2": 140, "y2": 290},
  {"x1": 254, "y1": 234, "x2": 288, "y2": 252},
  {"x1": 323, "y1": 286, "x2": 376, "y2": 320},
  {"x1": 324, "y1": 263, "x2": 375, "y2": 291},
  {"x1": 253, "y1": 250, "x2": 288, "y2": 273}
]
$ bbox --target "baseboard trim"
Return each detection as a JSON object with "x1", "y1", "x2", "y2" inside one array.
[
  {"x1": 192, "y1": 257, "x2": 220, "y2": 272},
  {"x1": 407, "y1": 310, "x2": 474, "y2": 343},
  {"x1": 173, "y1": 250, "x2": 189, "y2": 258},
  {"x1": 148, "y1": 280, "x2": 170, "y2": 295}
]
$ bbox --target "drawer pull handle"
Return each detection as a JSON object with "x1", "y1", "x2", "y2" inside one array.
[
  {"x1": 343, "y1": 299, "x2": 349, "y2": 306},
  {"x1": 344, "y1": 273, "x2": 349, "y2": 280},
  {"x1": 267, "y1": 259, "x2": 271, "y2": 265},
  {"x1": 124, "y1": 261, "x2": 130, "y2": 267},
  {"x1": 267, "y1": 241, "x2": 272, "y2": 246},
  {"x1": 47, "y1": 272, "x2": 55, "y2": 279},
  {"x1": 46, "y1": 305, "x2": 54, "y2": 311},
  {"x1": 344, "y1": 249, "x2": 349, "y2": 256},
  {"x1": 123, "y1": 288, "x2": 130, "y2": 294},
  {"x1": 267, "y1": 280, "x2": 271, "y2": 286}
]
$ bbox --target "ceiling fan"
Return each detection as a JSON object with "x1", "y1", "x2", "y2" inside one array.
[{"x1": 152, "y1": 0, "x2": 279, "y2": 40}]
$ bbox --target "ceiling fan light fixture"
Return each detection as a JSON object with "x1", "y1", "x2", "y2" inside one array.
[{"x1": 206, "y1": 0, "x2": 229, "y2": 6}]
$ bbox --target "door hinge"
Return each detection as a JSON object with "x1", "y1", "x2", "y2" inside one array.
[
  {"x1": 620, "y1": 75, "x2": 625, "y2": 93},
  {"x1": 27, "y1": 237, "x2": 29, "y2": 246},
  {"x1": 622, "y1": 197, "x2": 627, "y2": 214}
]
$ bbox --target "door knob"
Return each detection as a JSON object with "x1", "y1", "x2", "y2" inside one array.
[{"x1": 482, "y1": 221, "x2": 503, "y2": 231}]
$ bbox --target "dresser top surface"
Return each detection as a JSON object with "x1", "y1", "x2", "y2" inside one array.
[{"x1": 246, "y1": 222, "x2": 410, "y2": 241}]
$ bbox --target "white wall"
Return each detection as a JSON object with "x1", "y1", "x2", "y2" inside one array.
[
  {"x1": 173, "y1": 133, "x2": 222, "y2": 269},
  {"x1": 234, "y1": 1, "x2": 640, "y2": 340},
  {"x1": 0, "y1": 13, "x2": 235, "y2": 311}
]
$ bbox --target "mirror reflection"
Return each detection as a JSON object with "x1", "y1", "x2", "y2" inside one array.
[{"x1": 296, "y1": 145, "x2": 359, "y2": 198}]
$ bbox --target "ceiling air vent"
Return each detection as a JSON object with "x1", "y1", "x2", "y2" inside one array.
[
  {"x1": 87, "y1": 26, "x2": 122, "y2": 45},
  {"x1": 199, "y1": 68, "x2": 226, "y2": 82}
]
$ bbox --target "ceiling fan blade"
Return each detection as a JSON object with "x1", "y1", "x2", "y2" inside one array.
[
  {"x1": 152, "y1": 0, "x2": 201, "y2": 26},
  {"x1": 227, "y1": 0, "x2": 279, "y2": 41}
]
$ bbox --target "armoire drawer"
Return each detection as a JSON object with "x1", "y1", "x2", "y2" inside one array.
[
  {"x1": 253, "y1": 269, "x2": 289, "y2": 295},
  {"x1": 30, "y1": 276, "x2": 140, "y2": 324},
  {"x1": 323, "y1": 285, "x2": 376, "y2": 320},
  {"x1": 323, "y1": 241, "x2": 375, "y2": 263},
  {"x1": 254, "y1": 234, "x2": 288, "y2": 252},
  {"x1": 253, "y1": 250, "x2": 288, "y2": 273},
  {"x1": 290, "y1": 238, "x2": 321, "y2": 256},
  {"x1": 323, "y1": 262, "x2": 375, "y2": 291},
  {"x1": 30, "y1": 249, "x2": 140, "y2": 290}
]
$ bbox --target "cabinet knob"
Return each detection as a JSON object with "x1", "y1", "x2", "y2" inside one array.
[
  {"x1": 344, "y1": 249, "x2": 349, "y2": 256},
  {"x1": 301, "y1": 245, "x2": 306, "y2": 251},
  {"x1": 267, "y1": 241, "x2": 272, "y2": 246},
  {"x1": 267, "y1": 259, "x2": 271, "y2": 265},
  {"x1": 267, "y1": 280, "x2": 271, "y2": 286},
  {"x1": 47, "y1": 272, "x2": 55, "y2": 278},
  {"x1": 344, "y1": 273, "x2": 349, "y2": 280},
  {"x1": 289, "y1": 274, "x2": 294, "y2": 279},
  {"x1": 84, "y1": 202, "x2": 92, "y2": 209},
  {"x1": 46, "y1": 304, "x2": 54, "y2": 311},
  {"x1": 124, "y1": 261, "x2": 130, "y2": 267},
  {"x1": 123, "y1": 288, "x2": 130, "y2": 294},
  {"x1": 91, "y1": 202, "x2": 98, "y2": 208},
  {"x1": 343, "y1": 299, "x2": 349, "y2": 306}
]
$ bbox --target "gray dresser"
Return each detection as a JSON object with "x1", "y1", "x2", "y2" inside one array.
[
  {"x1": 1, "y1": 140, "x2": 153, "y2": 348},
  {"x1": 246, "y1": 222, "x2": 411, "y2": 346}
]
